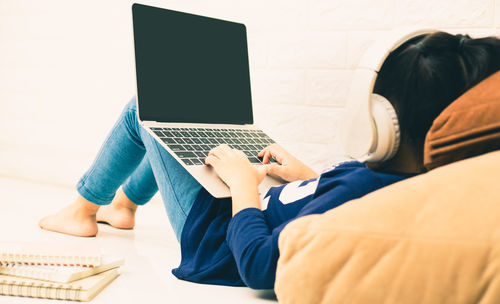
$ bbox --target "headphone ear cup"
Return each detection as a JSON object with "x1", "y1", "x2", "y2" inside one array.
[{"x1": 366, "y1": 94, "x2": 401, "y2": 162}]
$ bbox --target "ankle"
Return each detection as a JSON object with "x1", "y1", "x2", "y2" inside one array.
[
  {"x1": 114, "y1": 199, "x2": 138, "y2": 213},
  {"x1": 113, "y1": 190, "x2": 139, "y2": 213},
  {"x1": 73, "y1": 195, "x2": 100, "y2": 218}
]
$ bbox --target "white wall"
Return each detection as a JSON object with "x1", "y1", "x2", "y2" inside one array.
[{"x1": 1, "y1": 0, "x2": 499, "y2": 187}]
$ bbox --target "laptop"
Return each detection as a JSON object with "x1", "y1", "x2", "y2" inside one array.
[{"x1": 131, "y1": 3, "x2": 284, "y2": 198}]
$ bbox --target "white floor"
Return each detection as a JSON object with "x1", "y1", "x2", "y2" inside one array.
[{"x1": 0, "y1": 176, "x2": 276, "y2": 303}]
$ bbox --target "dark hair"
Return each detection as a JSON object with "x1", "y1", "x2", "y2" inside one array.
[{"x1": 373, "y1": 31, "x2": 500, "y2": 150}]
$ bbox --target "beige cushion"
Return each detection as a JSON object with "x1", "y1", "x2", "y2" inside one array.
[{"x1": 275, "y1": 151, "x2": 500, "y2": 304}]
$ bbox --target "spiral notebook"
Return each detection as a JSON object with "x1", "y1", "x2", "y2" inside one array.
[
  {"x1": 0, "y1": 242, "x2": 101, "y2": 267},
  {"x1": 0, "y1": 268, "x2": 118, "y2": 302},
  {"x1": 0, "y1": 256, "x2": 124, "y2": 283}
]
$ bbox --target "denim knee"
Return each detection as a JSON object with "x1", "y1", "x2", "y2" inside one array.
[
  {"x1": 121, "y1": 96, "x2": 143, "y2": 148},
  {"x1": 124, "y1": 96, "x2": 138, "y2": 113}
]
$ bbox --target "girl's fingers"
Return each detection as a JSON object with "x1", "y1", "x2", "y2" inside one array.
[
  {"x1": 235, "y1": 149, "x2": 247, "y2": 159},
  {"x1": 205, "y1": 155, "x2": 220, "y2": 166},
  {"x1": 275, "y1": 153, "x2": 285, "y2": 165},
  {"x1": 218, "y1": 144, "x2": 233, "y2": 153},
  {"x1": 261, "y1": 145, "x2": 277, "y2": 163},
  {"x1": 209, "y1": 144, "x2": 232, "y2": 159},
  {"x1": 208, "y1": 145, "x2": 249, "y2": 166},
  {"x1": 263, "y1": 151, "x2": 272, "y2": 164},
  {"x1": 267, "y1": 163, "x2": 286, "y2": 177},
  {"x1": 258, "y1": 146, "x2": 270, "y2": 157},
  {"x1": 264, "y1": 146, "x2": 285, "y2": 165}
]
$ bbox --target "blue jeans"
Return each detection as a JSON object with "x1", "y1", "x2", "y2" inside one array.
[{"x1": 76, "y1": 97, "x2": 202, "y2": 241}]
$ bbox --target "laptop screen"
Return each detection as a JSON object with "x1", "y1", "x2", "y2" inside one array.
[{"x1": 132, "y1": 4, "x2": 253, "y2": 124}]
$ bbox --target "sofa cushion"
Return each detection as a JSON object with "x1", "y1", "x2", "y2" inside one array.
[
  {"x1": 275, "y1": 150, "x2": 500, "y2": 304},
  {"x1": 424, "y1": 70, "x2": 500, "y2": 170}
]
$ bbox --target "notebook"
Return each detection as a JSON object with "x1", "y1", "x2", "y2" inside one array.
[
  {"x1": 0, "y1": 242, "x2": 101, "y2": 267},
  {"x1": 132, "y1": 3, "x2": 285, "y2": 198},
  {"x1": 0, "y1": 268, "x2": 119, "y2": 302},
  {"x1": 0, "y1": 255, "x2": 124, "y2": 283}
]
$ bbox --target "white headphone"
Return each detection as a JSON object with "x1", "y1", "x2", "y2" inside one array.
[{"x1": 341, "y1": 28, "x2": 437, "y2": 163}]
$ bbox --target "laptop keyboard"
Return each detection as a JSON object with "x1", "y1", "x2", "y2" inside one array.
[{"x1": 151, "y1": 127, "x2": 276, "y2": 166}]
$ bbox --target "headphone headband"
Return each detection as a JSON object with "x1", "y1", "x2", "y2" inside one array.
[
  {"x1": 358, "y1": 28, "x2": 436, "y2": 72},
  {"x1": 341, "y1": 28, "x2": 437, "y2": 162}
]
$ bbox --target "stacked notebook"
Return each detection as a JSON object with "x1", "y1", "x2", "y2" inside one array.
[{"x1": 0, "y1": 242, "x2": 124, "y2": 301}]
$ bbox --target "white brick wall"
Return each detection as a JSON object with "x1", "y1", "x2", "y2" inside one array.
[
  {"x1": 1, "y1": 0, "x2": 500, "y2": 186},
  {"x1": 308, "y1": 0, "x2": 394, "y2": 30},
  {"x1": 496, "y1": 0, "x2": 500, "y2": 27},
  {"x1": 395, "y1": 0, "x2": 494, "y2": 27}
]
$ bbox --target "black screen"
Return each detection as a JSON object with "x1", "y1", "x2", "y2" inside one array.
[{"x1": 132, "y1": 4, "x2": 253, "y2": 124}]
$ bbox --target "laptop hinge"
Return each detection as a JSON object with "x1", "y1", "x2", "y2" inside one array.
[
  {"x1": 141, "y1": 121, "x2": 257, "y2": 129},
  {"x1": 141, "y1": 121, "x2": 158, "y2": 127}
]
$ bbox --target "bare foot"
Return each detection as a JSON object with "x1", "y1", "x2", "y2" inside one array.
[
  {"x1": 39, "y1": 196, "x2": 99, "y2": 237},
  {"x1": 96, "y1": 189, "x2": 138, "y2": 229}
]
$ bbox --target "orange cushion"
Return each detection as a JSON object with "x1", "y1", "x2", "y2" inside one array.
[{"x1": 424, "y1": 70, "x2": 500, "y2": 170}]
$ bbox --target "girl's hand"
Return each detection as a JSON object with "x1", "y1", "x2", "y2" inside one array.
[
  {"x1": 205, "y1": 144, "x2": 267, "y2": 188},
  {"x1": 205, "y1": 144, "x2": 266, "y2": 215},
  {"x1": 258, "y1": 144, "x2": 318, "y2": 182}
]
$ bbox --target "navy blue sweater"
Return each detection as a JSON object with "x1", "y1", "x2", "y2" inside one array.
[{"x1": 172, "y1": 161, "x2": 408, "y2": 288}]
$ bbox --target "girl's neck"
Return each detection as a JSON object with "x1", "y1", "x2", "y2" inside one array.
[{"x1": 366, "y1": 141, "x2": 426, "y2": 175}]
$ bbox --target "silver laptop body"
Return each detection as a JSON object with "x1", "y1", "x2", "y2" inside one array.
[{"x1": 132, "y1": 4, "x2": 284, "y2": 198}]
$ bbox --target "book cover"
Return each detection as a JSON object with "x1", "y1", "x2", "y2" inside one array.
[
  {"x1": 0, "y1": 255, "x2": 124, "y2": 283},
  {"x1": 0, "y1": 241, "x2": 101, "y2": 267},
  {"x1": 0, "y1": 268, "x2": 119, "y2": 301}
]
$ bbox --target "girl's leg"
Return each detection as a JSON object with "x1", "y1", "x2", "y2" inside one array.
[
  {"x1": 95, "y1": 124, "x2": 202, "y2": 239},
  {"x1": 121, "y1": 157, "x2": 159, "y2": 206},
  {"x1": 93, "y1": 120, "x2": 202, "y2": 239},
  {"x1": 102, "y1": 99, "x2": 202, "y2": 239},
  {"x1": 139, "y1": 126, "x2": 202, "y2": 241},
  {"x1": 39, "y1": 97, "x2": 150, "y2": 236},
  {"x1": 75, "y1": 98, "x2": 149, "y2": 205},
  {"x1": 40, "y1": 96, "x2": 203, "y2": 240},
  {"x1": 97, "y1": 157, "x2": 159, "y2": 229}
]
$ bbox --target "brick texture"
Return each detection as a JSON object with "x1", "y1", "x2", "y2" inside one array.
[
  {"x1": 308, "y1": 0, "x2": 394, "y2": 30},
  {"x1": 497, "y1": 0, "x2": 500, "y2": 27},
  {"x1": 395, "y1": 0, "x2": 494, "y2": 27},
  {"x1": 251, "y1": 69, "x2": 305, "y2": 105},
  {"x1": 305, "y1": 69, "x2": 352, "y2": 107},
  {"x1": 347, "y1": 31, "x2": 380, "y2": 68},
  {"x1": 1, "y1": 0, "x2": 499, "y2": 184},
  {"x1": 267, "y1": 32, "x2": 347, "y2": 68}
]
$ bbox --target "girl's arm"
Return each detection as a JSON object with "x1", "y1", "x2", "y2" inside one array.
[
  {"x1": 226, "y1": 208, "x2": 285, "y2": 289},
  {"x1": 205, "y1": 144, "x2": 265, "y2": 215},
  {"x1": 205, "y1": 144, "x2": 306, "y2": 289}
]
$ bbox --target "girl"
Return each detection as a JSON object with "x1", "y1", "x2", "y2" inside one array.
[{"x1": 39, "y1": 31, "x2": 500, "y2": 289}]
